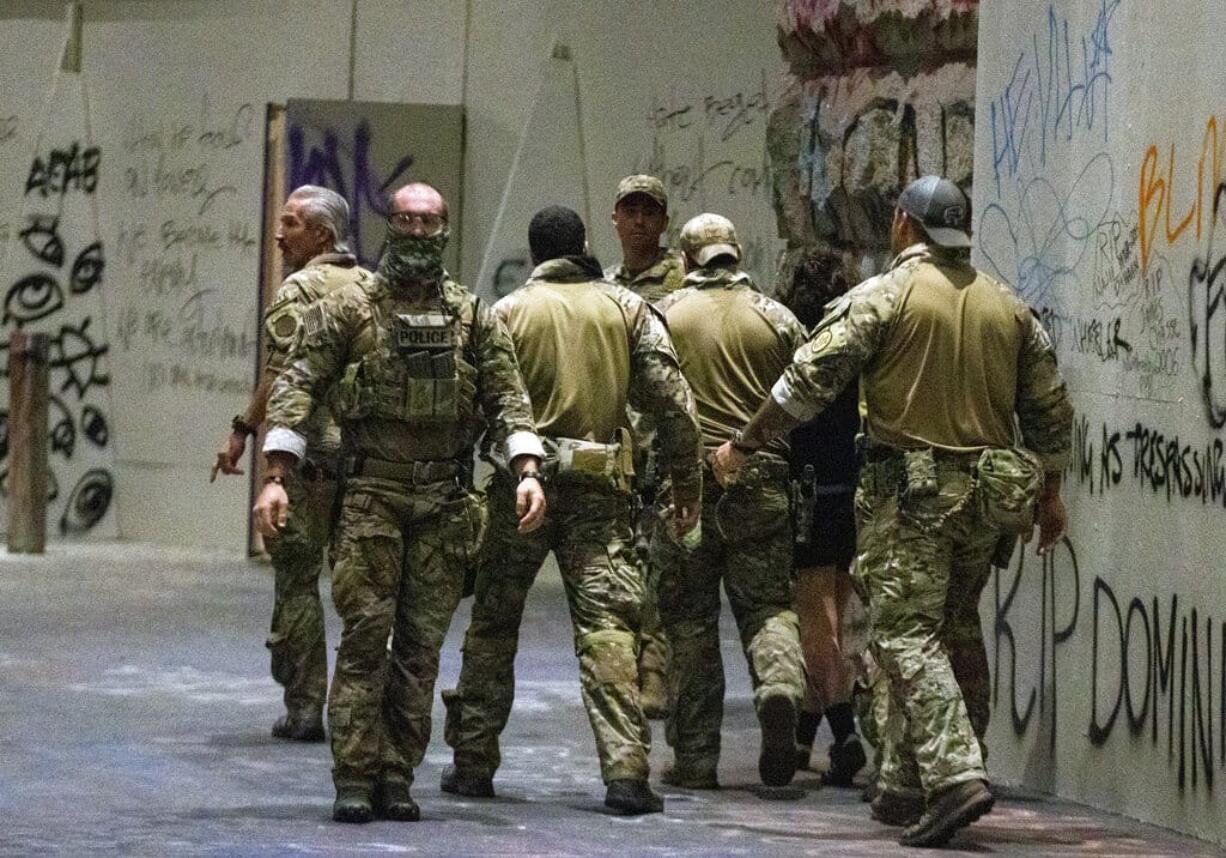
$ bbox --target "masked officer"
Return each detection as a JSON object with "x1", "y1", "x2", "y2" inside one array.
[{"x1": 253, "y1": 182, "x2": 547, "y2": 824}]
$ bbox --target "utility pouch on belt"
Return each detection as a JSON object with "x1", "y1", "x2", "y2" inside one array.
[
  {"x1": 901, "y1": 448, "x2": 939, "y2": 500},
  {"x1": 976, "y1": 446, "x2": 1044, "y2": 535},
  {"x1": 549, "y1": 428, "x2": 635, "y2": 492}
]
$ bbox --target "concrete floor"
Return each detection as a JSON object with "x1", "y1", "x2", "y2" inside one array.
[{"x1": 0, "y1": 543, "x2": 1221, "y2": 857}]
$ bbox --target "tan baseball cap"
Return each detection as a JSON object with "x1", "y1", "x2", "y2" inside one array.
[
  {"x1": 615, "y1": 174, "x2": 668, "y2": 209},
  {"x1": 680, "y1": 213, "x2": 741, "y2": 266}
]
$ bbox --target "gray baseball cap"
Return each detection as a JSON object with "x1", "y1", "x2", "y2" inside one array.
[{"x1": 897, "y1": 175, "x2": 972, "y2": 249}]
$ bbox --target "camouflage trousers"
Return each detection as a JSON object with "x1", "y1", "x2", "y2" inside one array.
[
  {"x1": 633, "y1": 501, "x2": 670, "y2": 690},
  {"x1": 854, "y1": 452, "x2": 994, "y2": 798},
  {"x1": 263, "y1": 466, "x2": 336, "y2": 721},
  {"x1": 652, "y1": 457, "x2": 804, "y2": 772},
  {"x1": 327, "y1": 475, "x2": 482, "y2": 789},
  {"x1": 445, "y1": 473, "x2": 650, "y2": 783}
]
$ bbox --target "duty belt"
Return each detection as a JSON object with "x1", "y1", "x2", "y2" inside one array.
[
  {"x1": 301, "y1": 454, "x2": 340, "y2": 482},
  {"x1": 345, "y1": 454, "x2": 464, "y2": 484}
]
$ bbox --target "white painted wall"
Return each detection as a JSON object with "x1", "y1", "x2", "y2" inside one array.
[
  {"x1": 974, "y1": 0, "x2": 1226, "y2": 843},
  {"x1": 0, "y1": 1, "x2": 784, "y2": 548}
]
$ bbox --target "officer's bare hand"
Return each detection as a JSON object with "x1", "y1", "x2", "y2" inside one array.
[
  {"x1": 516, "y1": 477, "x2": 546, "y2": 534},
  {"x1": 672, "y1": 498, "x2": 701, "y2": 538},
  {"x1": 1036, "y1": 493, "x2": 1067, "y2": 554},
  {"x1": 253, "y1": 481, "x2": 289, "y2": 536},
  {"x1": 710, "y1": 441, "x2": 745, "y2": 486},
  {"x1": 210, "y1": 430, "x2": 247, "y2": 482}
]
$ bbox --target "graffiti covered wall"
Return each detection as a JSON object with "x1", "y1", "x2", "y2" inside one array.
[
  {"x1": 768, "y1": 0, "x2": 978, "y2": 302},
  {"x1": 974, "y1": 0, "x2": 1226, "y2": 843}
]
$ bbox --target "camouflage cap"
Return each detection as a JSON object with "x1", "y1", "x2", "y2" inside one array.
[
  {"x1": 615, "y1": 174, "x2": 668, "y2": 209},
  {"x1": 679, "y1": 213, "x2": 741, "y2": 266}
]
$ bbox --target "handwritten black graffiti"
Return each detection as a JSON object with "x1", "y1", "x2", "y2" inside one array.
[
  {"x1": 288, "y1": 119, "x2": 415, "y2": 268},
  {"x1": 1090, "y1": 580, "x2": 1217, "y2": 792},
  {"x1": 81, "y1": 405, "x2": 108, "y2": 448},
  {"x1": 48, "y1": 318, "x2": 109, "y2": 399},
  {"x1": 1188, "y1": 181, "x2": 1226, "y2": 428},
  {"x1": 59, "y1": 468, "x2": 112, "y2": 535},
  {"x1": 994, "y1": 537, "x2": 1080, "y2": 746},
  {"x1": 20, "y1": 215, "x2": 64, "y2": 266},
  {"x1": 25, "y1": 142, "x2": 100, "y2": 197}
]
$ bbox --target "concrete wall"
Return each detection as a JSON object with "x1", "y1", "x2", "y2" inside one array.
[
  {"x1": 0, "y1": 0, "x2": 785, "y2": 548},
  {"x1": 972, "y1": 0, "x2": 1226, "y2": 844}
]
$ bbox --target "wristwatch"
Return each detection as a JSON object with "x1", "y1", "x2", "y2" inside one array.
[
  {"x1": 232, "y1": 414, "x2": 256, "y2": 436},
  {"x1": 518, "y1": 469, "x2": 546, "y2": 485},
  {"x1": 729, "y1": 429, "x2": 760, "y2": 455},
  {"x1": 264, "y1": 474, "x2": 285, "y2": 486}
]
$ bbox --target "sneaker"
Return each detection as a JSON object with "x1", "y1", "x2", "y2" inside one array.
[
  {"x1": 604, "y1": 779, "x2": 664, "y2": 815},
  {"x1": 821, "y1": 735, "x2": 867, "y2": 786},
  {"x1": 377, "y1": 777, "x2": 420, "y2": 822},
  {"x1": 899, "y1": 779, "x2": 994, "y2": 847},
  {"x1": 271, "y1": 713, "x2": 325, "y2": 742},
  {"x1": 332, "y1": 784, "x2": 374, "y2": 824},
  {"x1": 439, "y1": 764, "x2": 495, "y2": 798},
  {"x1": 660, "y1": 764, "x2": 719, "y2": 790},
  {"x1": 757, "y1": 692, "x2": 798, "y2": 787},
  {"x1": 871, "y1": 790, "x2": 924, "y2": 826}
]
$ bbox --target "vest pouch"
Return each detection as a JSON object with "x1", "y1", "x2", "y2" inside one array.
[
  {"x1": 900, "y1": 447, "x2": 938, "y2": 501},
  {"x1": 976, "y1": 446, "x2": 1044, "y2": 535},
  {"x1": 551, "y1": 435, "x2": 632, "y2": 492},
  {"x1": 331, "y1": 360, "x2": 372, "y2": 420}
]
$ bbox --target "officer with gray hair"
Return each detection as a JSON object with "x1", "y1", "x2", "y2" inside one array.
[{"x1": 211, "y1": 183, "x2": 371, "y2": 743}]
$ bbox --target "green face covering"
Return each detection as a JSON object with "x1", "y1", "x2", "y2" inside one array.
[{"x1": 378, "y1": 226, "x2": 450, "y2": 287}]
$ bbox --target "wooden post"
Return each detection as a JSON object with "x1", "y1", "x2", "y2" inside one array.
[{"x1": 8, "y1": 330, "x2": 50, "y2": 553}]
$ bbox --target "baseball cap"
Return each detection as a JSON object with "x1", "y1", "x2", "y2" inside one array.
[
  {"x1": 680, "y1": 213, "x2": 741, "y2": 266},
  {"x1": 615, "y1": 174, "x2": 668, "y2": 209},
  {"x1": 896, "y1": 175, "x2": 972, "y2": 249}
]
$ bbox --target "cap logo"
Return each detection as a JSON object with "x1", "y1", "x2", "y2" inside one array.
[{"x1": 942, "y1": 205, "x2": 965, "y2": 227}]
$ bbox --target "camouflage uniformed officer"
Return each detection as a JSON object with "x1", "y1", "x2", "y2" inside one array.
[
  {"x1": 652, "y1": 213, "x2": 807, "y2": 790},
  {"x1": 604, "y1": 174, "x2": 685, "y2": 718},
  {"x1": 442, "y1": 205, "x2": 703, "y2": 815},
  {"x1": 211, "y1": 185, "x2": 368, "y2": 742},
  {"x1": 254, "y1": 182, "x2": 547, "y2": 824},
  {"x1": 712, "y1": 176, "x2": 1073, "y2": 848}
]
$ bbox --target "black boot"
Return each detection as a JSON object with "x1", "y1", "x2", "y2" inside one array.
[
  {"x1": 377, "y1": 777, "x2": 420, "y2": 822},
  {"x1": 821, "y1": 734, "x2": 867, "y2": 787},
  {"x1": 604, "y1": 779, "x2": 664, "y2": 815},
  {"x1": 900, "y1": 779, "x2": 994, "y2": 847},
  {"x1": 271, "y1": 713, "x2": 325, "y2": 742},
  {"x1": 332, "y1": 784, "x2": 374, "y2": 824},
  {"x1": 440, "y1": 764, "x2": 495, "y2": 798},
  {"x1": 758, "y1": 692, "x2": 798, "y2": 787}
]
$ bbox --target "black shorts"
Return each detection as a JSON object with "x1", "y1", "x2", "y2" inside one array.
[{"x1": 793, "y1": 490, "x2": 856, "y2": 569}]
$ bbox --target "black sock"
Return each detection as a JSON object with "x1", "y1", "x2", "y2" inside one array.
[
  {"x1": 826, "y1": 702, "x2": 856, "y2": 745},
  {"x1": 796, "y1": 710, "x2": 822, "y2": 746}
]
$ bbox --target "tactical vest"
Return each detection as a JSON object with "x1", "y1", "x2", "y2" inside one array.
[{"x1": 334, "y1": 280, "x2": 479, "y2": 446}]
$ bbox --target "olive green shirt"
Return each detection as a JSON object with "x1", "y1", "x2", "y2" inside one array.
[
  {"x1": 772, "y1": 243, "x2": 1073, "y2": 469},
  {"x1": 657, "y1": 267, "x2": 806, "y2": 454},
  {"x1": 495, "y1": 257, "x2": 704, "y2": 500}
]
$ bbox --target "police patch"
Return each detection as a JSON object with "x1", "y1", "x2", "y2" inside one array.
[
  {"x1": 812, "y1": 329, "x2": 833, "y2": 352},
  {"x1": 272, "y1": 312, "x2": 298, "y2": 339},
  {"x1": 394, "y1": 313, "x2": 456, "y2": 352}
]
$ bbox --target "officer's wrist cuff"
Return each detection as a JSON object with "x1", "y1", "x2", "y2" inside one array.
[
  {"x1": 506, "y1": 431, "x2": 546, "y2": 463},
  {"x1": 263, "y1": 427, "x2": 307, "y2": 460}
]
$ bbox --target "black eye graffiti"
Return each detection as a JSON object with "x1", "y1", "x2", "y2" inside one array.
[
  {"x1": 69, "y1": 241, "x2": 104, "y2": 295},
  {"x1": 3, "y1": 273, "x2": 64, "y2": 325},
  {"x1": 19, "y1": 215, "x2": 64, "y2": 267},
  {"x1": 60, "y1": 468, "x2": 112, "y2": 535}
]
